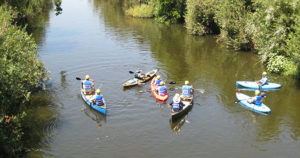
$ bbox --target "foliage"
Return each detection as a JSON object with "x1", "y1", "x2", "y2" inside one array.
[
  {"x1": 0, "y1": 5, "x2": 47, "y2": 156},
  {"x1": 0, "y1": 0, "x2": 53, "y2": 32},
  {"x1": 154, "y1": 0, "x2": 186, "y2": 24},
  {"x1": 183, "y1": 0, "x2": 300, "y2": 75},
  {"x1": 185, "y1": 0, "x2": 219, "y2": 35},
  {"x1": 126, "y1": 2, "x2": 155, "y2": 18}
]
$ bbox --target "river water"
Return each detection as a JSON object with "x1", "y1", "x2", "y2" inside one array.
[{"x1": 27, "y1": 0, "x2": 300, "y2": 157}]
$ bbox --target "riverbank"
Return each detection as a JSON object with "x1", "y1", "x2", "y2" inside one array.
[
  {"x1": 0, "y1": 2, "x2": 51, "y2": 156},
  {"x1": 126, "y1": 0, "x2": 300, "y2": 76}
]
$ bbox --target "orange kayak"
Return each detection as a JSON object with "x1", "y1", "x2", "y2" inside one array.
[{"x1": 150, "y1": 78, "x2": 168, "y2": 101}]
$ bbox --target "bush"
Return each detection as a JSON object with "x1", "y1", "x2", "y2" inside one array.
[
  {"x1": 126, "y1": 2, "x2": 155, "y2": 18},
  {"x1": 185, "y1": 0, "x2": 219, "y2": 35},
  {"x1": 154, "y1": 0, "x2": 186, "y2": 24},
  {"x1": 0, "y1": 5, "x2": 47, "y2": 156}
]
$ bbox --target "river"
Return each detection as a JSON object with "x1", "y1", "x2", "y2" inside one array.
[{"x1": 27, "y1": 0, "x2": 300, "y2": 157}]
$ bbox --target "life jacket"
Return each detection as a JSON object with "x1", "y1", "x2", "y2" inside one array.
[
  {"x1": 83, "y1": 80, "x2": 92, "y2": 90},
  {"x1": 155, "y1": 79, "x2": 162, "y2": 87},
  {"x1": 182, "y1": 85, "x2": 192, "y2": 97},
  {"x1": 172, "y1": 98, "x2": 181, "y2": 110},
  {"x1": 134, "y1": 72, "x2": 140, "y2": 78},
  {"x1": 158, "y1": 86, "x2": 167, "y2": 96},
  {"x1": 260, "y1": 76, "x2": 268, "y2": 84},
  {"x1": 255, "y1": 95, "x2": 262, "y2": 106},
  {"x1": 95, "y1": 94, "x2": 104, "y2": 105}
]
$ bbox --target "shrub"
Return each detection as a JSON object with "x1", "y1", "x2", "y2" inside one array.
[
  {"x1": 126, "y1": 2, "x2": 155, "y2": 18},
  {"x1": 0, "y1": 5, "x2": 47, "y2": 156}
]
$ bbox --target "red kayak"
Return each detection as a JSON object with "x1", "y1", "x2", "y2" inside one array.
[{"x1": 151, "y1": 78, "x2": 168, "y2": 101}]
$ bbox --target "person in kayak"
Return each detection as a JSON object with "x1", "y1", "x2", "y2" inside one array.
[
  {"x1": 155, "y1": 75, "x2": 162, "y2": 88},
  {"x1": 247, "y1": 90, "x2": 263, "y2": 106},
  {"x1": 181, "y1": 81, "x2": 194, "y2": 99},
  {"x1": 256, "y1": 71, "x2": 268, "y2": 85},
  {"x1": 134, "y1": 69, "x2": 145, "y2": 80},
  {"x1": 158, "y1": 81, "x2": 167, "y2": 96},
  {"x1": 92, "y1": 89, "x2": 104, "y2": 106},
  {"x1": 170, "y1": 93, "x2": 184, "y2": 112},
  {"x1": 81, "y1": 75, "x2": 94, "y2": 94}
]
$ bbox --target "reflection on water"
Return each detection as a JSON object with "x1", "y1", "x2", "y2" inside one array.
[
  {"x1": 170, "y1": 115, "x2": 191, "y2": 135},
  {"x1": 81, "y1": 107, "x2": 106, "y2": 128}
]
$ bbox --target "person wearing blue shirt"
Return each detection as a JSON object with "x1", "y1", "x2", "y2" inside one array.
[
  {"x1": 248, "y1": 90, "x2": 263, "y2": 106},
  {"x1": 155, "y1": 75, "x2": 162, "y2": 88},
  {"x1": 158, "y1": 81, "x2": 167, "y2": 96},
  {"x1": 170, "y1": 93, "x2": 184, "y2": 112},
  {"x1": 182, "y1": 81, "x2": 193, "y2": 99},
  {"x1": 256, "y1": 72, "x2": 268, "y2": 85},
  {"x1": 81, "y1": 75, "x2": 94, "y2": 94},
  {"x1": 92, "y1": 89, "x2": 104, "y2": 106}
]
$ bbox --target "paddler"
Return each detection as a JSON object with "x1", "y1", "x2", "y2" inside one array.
[
  {"x1": 92, "y1": 89, "x2": 104, "y2": 106},
  {"x1": 134, "y1": 69, "x2": 145, "y2": 80},
  {"x1": 256, "y1": 71, "x2": 268, "y2": 85},
  {"x1": 247, "y1": 90, "x2": 263, "y2": 106},
  {"x1": 155, "y1": 75, "x2": 162, "y2": 88},
  {"x1": 158, "y1": 81, "x2": 167, "y2": 96},
  {"x1": 181, "y1": 81, "x2": 194, "y2": 99},
  {"x1": 81, "y1": 75, "x2": 94, "y2": 94},
  {"x1": 170, "y1": 93, "x2": 184, "y2": 112}
]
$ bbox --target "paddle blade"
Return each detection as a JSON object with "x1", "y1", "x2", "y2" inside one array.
[
  {"x1": 129, "y1": 71, "x2": 134, "y2": 74},
  {"x1": 76, "y1": 77, "x2": 81, "y2": 80},
  {"x1": 169, "y1": 81, "x2": 176, "y2": 84}
]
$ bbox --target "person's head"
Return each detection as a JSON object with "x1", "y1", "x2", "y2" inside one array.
[
  {"x1": 185, "y1": 80, "x2": 189, "y2": 85},
  {"x1": 262, "y1": 71, "x2": 267, "y2": 76},
  {"x1": 160, "y1": 81, "x2": 165, "y2": 86},
  {"x1": 137, "y1": 69, "x2": 141, "y2": 73},
  {"x1": 156, "y1": 75, "x2": 161, "y2": 79},
  {"x1": 173, "y1": 93, "x2": 180, "y2": 101},
  {"x1": 85, "y1": 75, "x2": 90, "y2": 80},
  {"x1": 96, "y1": 89, "x2": 101, "y2": 95},
  {"x1": 255, "y1": 90, "x2": 260, "y2": 96}
]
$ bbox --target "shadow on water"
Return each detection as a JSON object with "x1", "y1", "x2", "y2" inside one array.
[
  {"x1": 169, "y1": 113, "x2": 191, "y2": 135},
  {"x1": 81, "y1": 106, "x2": 107, "y2": 128},
  {"x1": 23, "y1": 90, "x2": 60, "y2": 156}
]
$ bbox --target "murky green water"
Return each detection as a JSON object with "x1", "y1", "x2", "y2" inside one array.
[{"x1": 27, "y1": 0, "x2": 300, "y2": 157}]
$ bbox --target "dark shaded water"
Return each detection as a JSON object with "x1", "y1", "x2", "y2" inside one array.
[{"x1": 27, "y1": 0, "x2": 300, "y2": 157}]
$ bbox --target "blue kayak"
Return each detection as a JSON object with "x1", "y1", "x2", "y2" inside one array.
[
  {"x1": 236, "y1": 91, "x2": 271, "y2": 115},
  {"x1": 81, "y1": 90, "x2": 106, "y2": 115},
  {"x1": 236, "y1": 81, "x2": 281, "y2": 90}
]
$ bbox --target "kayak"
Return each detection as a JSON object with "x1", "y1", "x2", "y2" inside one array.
[
  {"x1": 123, "y1": 69, "x2": 158, "y2": 87},
  {"x1": 236, "y1": 81, "x2": 281, "y2": 90},
  {"x1": 171, "y1": 95, "x2": 193, "y2": 121},
  {"x1": 81, "y1": 89, "x2": 106, "y2": 115},
  {"x1": 235, "y1": 91, "x2": 271, "y2": 115},
  {"x1": 150, "y1": 78, "x2": 168, "y2": 101}
]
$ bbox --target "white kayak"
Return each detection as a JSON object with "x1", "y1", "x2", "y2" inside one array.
[
  {"x1": 236, "y1": 91, "x2": 271, "y2": 115},
  {"x1": 236, "y1": 81, "x2": 281, "y2": 90}
]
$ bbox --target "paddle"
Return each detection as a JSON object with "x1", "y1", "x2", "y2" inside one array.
[
  {"x1": 129, "y1": 71, "x2": 134, "y2": 74},
  {"x1": 76, "y1": 77, "x2": 82, "y2": 80}
]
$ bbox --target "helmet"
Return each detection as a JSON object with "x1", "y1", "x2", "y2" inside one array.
[
  {"x1": 262, "y1": 72, "x2": 267, "y2": 76},
  {"x1": 160, "y1": 81, "x2": 165, "y2": 85},
  {"x1": 136, "y1": 69, "x2": 141, "y2": 73},
  {"x1": 96, "y1": 89, "x2": 101, "y2": 94},
  {"x1": 85, "y1": 75, "x2": 90, "y2": 80},
  {"x1": 157, "y1": 75, "x2": 161, "y2": 79},
  {"x1": 255, "y1": 90, "x2": 260, "y2": 95},
  {"x1": 185, "y1": 81, "x2": 189, "y2": 85}
]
